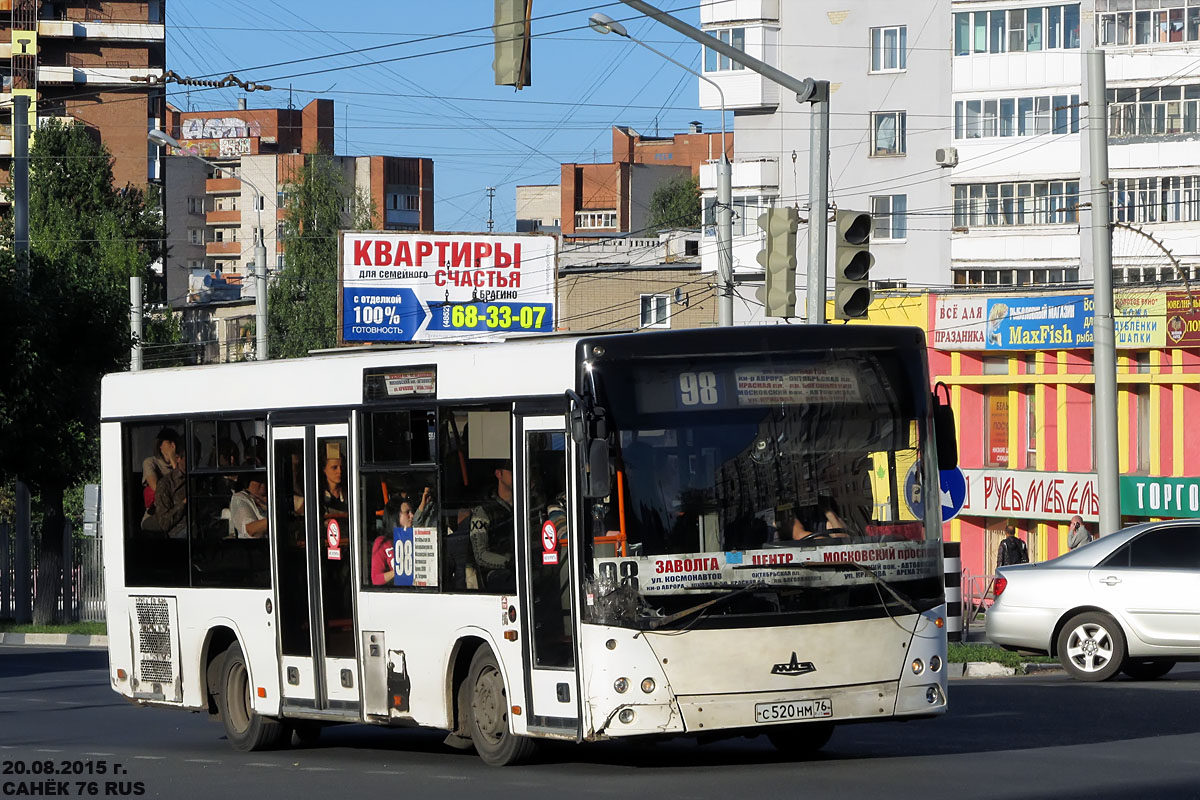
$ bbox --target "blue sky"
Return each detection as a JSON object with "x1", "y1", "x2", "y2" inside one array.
[{"x1": 166, "y1": 1, "x2": 716, "y2": 231}]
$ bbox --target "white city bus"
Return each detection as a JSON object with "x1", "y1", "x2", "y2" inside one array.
[{"x1": 101, "y1": 325, "x2": 956, "y2": 765}]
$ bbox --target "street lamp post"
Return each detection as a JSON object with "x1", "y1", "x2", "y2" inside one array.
[
  {"x1": 149, "y1": 129, "x2": 269, "y2": 361},
  {"x1": 588, "y1": 13, "x2": 733, "y2": 328}
]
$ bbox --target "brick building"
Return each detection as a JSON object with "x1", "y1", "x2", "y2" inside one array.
[
  {"x1": 1, "y1": 0, "x2": 166, "y2": 188},
  {"x1": 552, "y1": 123, "x2": 732, "y2": 237}
]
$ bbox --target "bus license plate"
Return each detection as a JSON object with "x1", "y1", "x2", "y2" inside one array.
[{"x1": 754, "y1": 699, "x2": 833, "y2": 724}]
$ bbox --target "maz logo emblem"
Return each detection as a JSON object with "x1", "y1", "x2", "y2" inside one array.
[{"x1": 771, "y1": 652, "x2": 816, "y2": 676}]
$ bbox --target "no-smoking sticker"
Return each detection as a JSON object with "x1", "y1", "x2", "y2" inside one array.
[
  {"x1": 326, "y1": 518, "x2": 342, "y2": 561},
  {"x1": 541, "y1": 519, "x2": 558, "y2": 565}
]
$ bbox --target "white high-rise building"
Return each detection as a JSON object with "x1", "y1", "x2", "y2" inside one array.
[{"x1": 695, "y1": 0, "x2": 1200, "y2": 313}]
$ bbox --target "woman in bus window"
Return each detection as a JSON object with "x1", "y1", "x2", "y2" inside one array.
[
  {"x1": 141, "y1": 427, "x2": 180, "y2": 511},
  {"x1": 321, "y1": 453, "x2": 348, "y2": 519}
]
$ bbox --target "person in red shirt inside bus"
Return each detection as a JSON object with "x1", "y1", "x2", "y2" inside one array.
[{"x1": 371, "y1": 498, "x2": 414, "y2": 586}]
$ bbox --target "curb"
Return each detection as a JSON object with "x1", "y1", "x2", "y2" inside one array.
[
  {"x1": 0, "y1": 633, "x2": 108, "y2": 648},
  {"x1": 951, "y1": 660, "x2": 1064, "y2": 678}
]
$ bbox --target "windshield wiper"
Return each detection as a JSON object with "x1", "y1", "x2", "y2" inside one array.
[
  {"x1": 644, "y1": 581, "x2": 769, "y2": 630},
  {"x1": 734, "y1": 561, "x2": 921, "y2": 615}
]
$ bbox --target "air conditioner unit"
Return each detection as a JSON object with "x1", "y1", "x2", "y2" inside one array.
[{"x1": 935, "y1": 147, "x2": 959, "y2": 168}]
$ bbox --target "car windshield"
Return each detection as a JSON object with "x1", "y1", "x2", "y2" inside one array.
[{"x1": 582, "y1": 350, "x2": 944, "y2": 629}]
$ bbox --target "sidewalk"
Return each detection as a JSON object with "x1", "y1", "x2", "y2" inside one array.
[
  {"x1": 0, "y1": 632, "x2": 108, "y2": 648},
  {"x1": 951, "y1": 626, "x2": 1063, "y2": 678}
]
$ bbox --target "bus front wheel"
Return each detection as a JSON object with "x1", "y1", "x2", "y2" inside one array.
[
  {"x1": 217, "y1": 642, "x2": 286, "y2": 751},
  {"x1": 467, "y1": 648, "x2": 537, "y2": 766}
]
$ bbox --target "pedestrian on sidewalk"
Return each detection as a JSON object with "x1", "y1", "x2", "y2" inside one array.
[
  {"x1": 1067, "y1": 515, "x2": 1094, "y2": 550},
  {"x1": 997, "y1": 524, "x2": 1029, "y2": 567}
]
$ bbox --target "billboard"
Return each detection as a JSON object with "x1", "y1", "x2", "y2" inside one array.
[{"x1": 340, "y1": 232, "x2": 557, "y2": 344}]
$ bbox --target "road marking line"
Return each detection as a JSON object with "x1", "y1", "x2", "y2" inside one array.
[
  {"x1": 35, "y1": 749, "x2": 63, "y2": 753},
  {"x1": 301, "y1": 767, "x2": 339, "y2": 772},
  {"x1": 366, "y1": 771, "x2": 405, "y2": 776},
  {"x1": 134, "y1": 756, "x2": 166, "y2": 760},
  {"x1": 184, "y1": 759, "x2": 219, "y2": 764},
  {"x1": 434, "y1": 775, "x2": 469, "y2": 781},
  {"x1": 246, "y1": 763, "x2": 278, "y2": 767},
  {"x1": 54, "y1": 701, "x2": 75, "y2": 705},
  {"x1": 84, "y1": 753, "x2": 114, "y2": 756}
]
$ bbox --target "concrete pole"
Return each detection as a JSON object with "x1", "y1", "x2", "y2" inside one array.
[
  {"x1": 1086, "y1": 49, "x2": 1120, "y2": 536},
  {"x1": 806, "y1": 83, "x2": 830, "y2": 325},
  {"x1": 13, "y1": 93, "x2": 32, "y2": 624},
  {"x1": 254, "y1": 192, "x2": 268, "y2": 360},
  {"x1": 717, "y1": 155, "x2": 733, "y2": 327},
  {"x1": 130, "y1": 276, "x2": 143, "y2": 371}
]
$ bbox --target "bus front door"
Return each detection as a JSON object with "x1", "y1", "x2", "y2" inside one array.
[
  {"x1": 270, "y1": 422, "x2": 361, "y2": 720},
  {"x1": 517, "y1": 415, "x2": 582, "y2": 738}
]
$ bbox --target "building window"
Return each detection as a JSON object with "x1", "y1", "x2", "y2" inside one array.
[
  {"x1": 187, "y1": 196, "x2": 202, "y2": 214},
  {"x1": 1099, "y1": 0, "x2": 1193, "y2": 46},
  {"x1": 953, "y1": 267, "x2": 1081, "y2": 286},
  {"x1": 871, "y1": 111, "x2": 906, "y2": 156},
  {"x1": 870, "y1": 26, "x2": 907, "y2": 72},
  {"x1": 871, "y1": 195, "x2": 908, "y2": 240},
  {"x1": 640, "y1": 294, "x2": 670, "y2": 328},
  {"x1": 956, "y1": 4, "x2": 1080, "y2": 55},
  {"x1": 703, "y1": 27, "x2": 746, "y2": 72},
  {"x1": 954, "y1": 180, "x2": 1080, "y2": 227},
  {"x1": 404, "y1": 194, "x2": 420, "y2": 211},
  {"x1": 188, "y1": 228, "x2": 202, "y2": 245},
  {"x1": 255, "y1": 195, "x2": 265, "y2": 211},
  {"x1": 276, "y1": 190, "x2": 287, "y2": 209},
  {"x1": 955, "y1": 94, "x2": 1080, "y2": 139},
  {"x1": 1108, "y1": 84, "x2": 1200, "y2": 137},
  {"x1": 575, "y1": 210, "x2": 617, "y2": 229}
]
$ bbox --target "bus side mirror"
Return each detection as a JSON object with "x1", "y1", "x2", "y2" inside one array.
[
  {"x1": 584, "y1": 439, "x2": 611, "y2": 500},
  {"x1": 933, "y1": 383, "x2": 958, "y2": 471}
]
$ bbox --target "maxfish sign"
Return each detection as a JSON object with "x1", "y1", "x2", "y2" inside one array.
[{"x1": 340, "y1": 231, "x2": 557, "y2": 344}]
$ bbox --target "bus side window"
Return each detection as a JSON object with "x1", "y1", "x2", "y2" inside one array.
[{"x1": 124, "y1": 419, "x2": 189, "y2": 588}]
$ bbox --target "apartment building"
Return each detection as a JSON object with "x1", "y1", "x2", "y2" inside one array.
[
  {"x1": 556, "y1": 123, "x2": 732, "y2": 237},
  {"x1": 162, "y1": 98, "x2": 434, "y2": 310},
  {"x1": 1, "y1": 0, "x2": 166, "y2": 188},
  {"x1": 696, "y1": 0, "x2": 952, "y2": 320}
]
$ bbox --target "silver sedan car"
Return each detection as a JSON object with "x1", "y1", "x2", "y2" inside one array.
[{"x1": 986, "y1": 519, "x2": 1200, "y2": 681}]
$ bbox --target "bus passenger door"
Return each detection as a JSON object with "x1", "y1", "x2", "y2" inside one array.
[
  {"x1": 270, "y1": 422, "x2": 360, "y2": 719},
  {"x1": 516, "y1": 415, "x2": 581, "y2": 738}
]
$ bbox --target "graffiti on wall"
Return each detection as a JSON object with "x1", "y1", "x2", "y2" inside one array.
[{"x1": 181, "y1": 117, "x2": 263, "y2": 140}]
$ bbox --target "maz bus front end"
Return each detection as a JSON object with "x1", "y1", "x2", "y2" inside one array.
[{"x1": 571, "y1": 326, "x2": 950, "y2": 751}]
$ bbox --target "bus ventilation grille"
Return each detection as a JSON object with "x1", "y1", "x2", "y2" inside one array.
[{"x1": 134, "y1": 597, "x2": 174, "y2": 685}]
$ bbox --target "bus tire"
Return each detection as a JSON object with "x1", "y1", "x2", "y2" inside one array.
[
  {"x1": 468, "y1": 648, "x2": 537, "y2": 766},
  {"x1": 766, "y1": 721, "x2": 834, "y2": 756},
  {"x1": 217, "y1": 642, "x2": 286, "y2": 751}
]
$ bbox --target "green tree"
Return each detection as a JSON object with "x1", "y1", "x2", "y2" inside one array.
[
  {"x1": 268, "y1": 150, "x2": 375, "y2": 358},
  {"x1": 646, "y1": 174, "x2": 701, "y2": 235},
  {"x1": 0, "y1": 119, "x2": 162, "y2": 623}
]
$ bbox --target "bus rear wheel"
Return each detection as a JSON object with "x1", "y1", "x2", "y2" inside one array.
[
  {"x1": 766, "y1": 722, "x2": 834, "y2": 756},
  {"x1": 217, "y1": 642, "x2": 286, "y2": 751},
  {"x1": 467, "y1": 648, "x2": 537, "y2": 766}
]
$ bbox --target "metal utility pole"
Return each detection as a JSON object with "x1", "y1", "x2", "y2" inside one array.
[
  {"x1": 130, "y1": 276, "x2": 143, "y2": 371},
  {"x1": 806, "y1": 83, "x2": 830, "y2": 325},
  {"x1": 13, "y1": 92, "x2": 32, "y2": 623},
  {"x1": 612, "y1": 0, "x2": 827, "y2": 323},
  {"x1": 1086, "y1": 49, "x2": 1120, "y2": 535},
  {"x1": 486, "y1": 186, "x2": 496, "y2": 233},
  {"x1": 254, "y1": 191, "x2": 268, "y2": 361}
]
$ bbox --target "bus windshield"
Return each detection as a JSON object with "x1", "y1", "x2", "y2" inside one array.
[{"x1": 584, "y1": 349, "x2": 943, "y2": 629}]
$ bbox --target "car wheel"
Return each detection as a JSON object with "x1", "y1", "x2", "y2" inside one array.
[
  {"x1": 1121, "y1": 659, "x2": 1176, "y2": 681},
  {"x1": 766, "y1": 722, "x2": 834, "y2": 756},
  {"x1": 216, "y1": 642, "x2": 287, "y2": 751},
  {"x1": 1057, "y1": 612, "x2": 1125, "y2": 682},
  {"x1": 468, "y1": 648, "x2": 537, "y2": 766}
]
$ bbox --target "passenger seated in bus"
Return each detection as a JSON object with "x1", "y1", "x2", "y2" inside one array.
[
  {"x1": 443, "y1": 510, "x2": 476, "y2": 590},
  {"x1": 141, "y1": 440, "x2": 188, "y2": 539},
  {"x1": 228, "y1": 475, "x2": 269, "y2": 539},
  {"x1": 791, "y1": 496, "x2": 851, "y2": 543},
  {"x1": 371, "y1": 498, "x2": 414, "y2": 585},
  {"x1": 141, "y1": 427, "x2": 180, "y2": 511},
  {"x1": 469, "y1": 462, "x2": 515, "y2": 592}
]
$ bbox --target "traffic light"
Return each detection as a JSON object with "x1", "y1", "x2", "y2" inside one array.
[
  {"x1": 755, "y1": 207, "x2": 799, "y2": 318},
  {"x1": 493, "y1": 0, "x2": 531, "y2": 89},
  {"x1": 834, "y1": 209, "x2": 874, "y2": 320}
]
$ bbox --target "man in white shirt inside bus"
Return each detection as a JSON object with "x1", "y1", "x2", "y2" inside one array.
[{"x1": 229, "y1": 476, "x2": 269, "y2": 539}]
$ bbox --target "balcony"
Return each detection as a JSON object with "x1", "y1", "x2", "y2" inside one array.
[
  {"x1": 206, "y1": 240, "x2": 242, "y2": 257},
  {"x1": 698, "y1": 25, "x2": 780, "y2": 111},
  {"x1": 206, "y1": 178, "x2": 241, "y2": 194},
  {"x1": 701, "y1": 0, "x2": 779, "y2": 24},
  {"x1": 206, "y1": 209, "x2": 240, "y2": 225},
  {"x1": 699, "y1": 158, "x2": 779, "y2": 192},
  {"x1": 39, "y1": 20, "x2": 165, "y2": 42},
  {"x1": 37, "y1": 65, "x2": 162, "y2": 86}
]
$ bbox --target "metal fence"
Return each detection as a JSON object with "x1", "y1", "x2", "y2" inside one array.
[{"x1": 1, "y1": 523, "x2": 106, "y2": 623}]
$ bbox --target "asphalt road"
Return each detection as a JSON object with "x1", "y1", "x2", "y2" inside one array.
[{"x1": 3, "y1": 646, "x2": 1200, "y2": 800}]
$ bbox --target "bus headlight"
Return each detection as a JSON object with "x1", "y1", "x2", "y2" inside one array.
[
  {"x1": 929, "y1": 655, "x2": 943, "y2": 672},
  {"x1": 618, "y1": 708, "x2": 636, "y2": 724},
  {"x1": 640, "y1": 678, "x2": 655, "y2": 694},
  {"x1": 926, "y1": 686, "x2": 942, "y2": 704},
  {"x1": 614, "y1": 677, "x2": 630, "y2": 694},
  {"x1": 911, "y1": 658, "x2": 925, "y2": 675}
]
